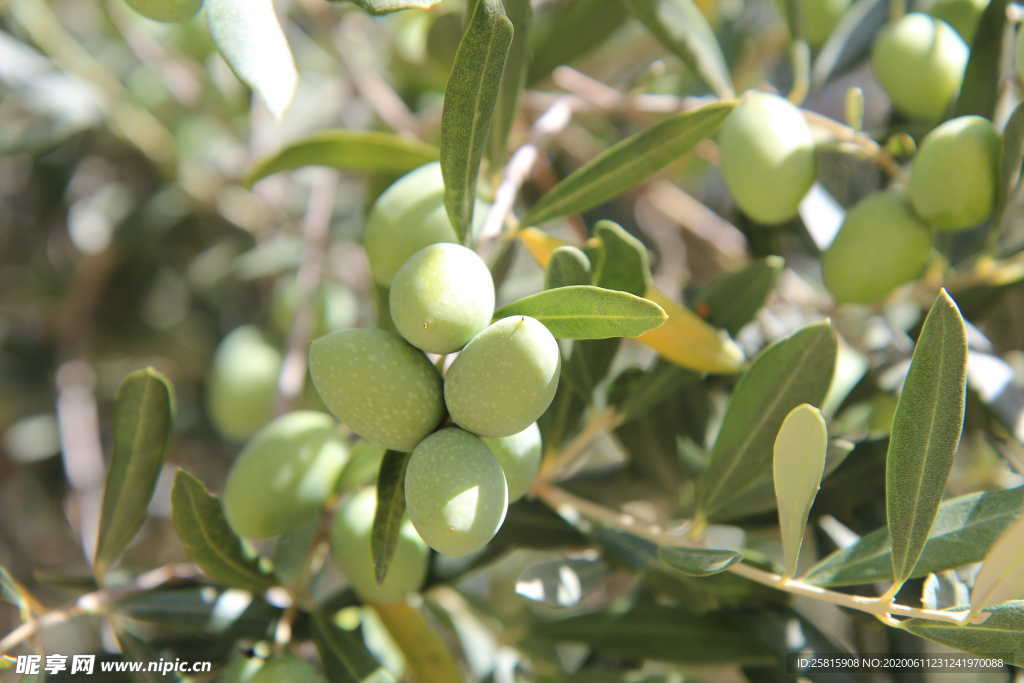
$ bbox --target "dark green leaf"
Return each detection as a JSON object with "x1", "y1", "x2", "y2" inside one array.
[
  {"x1": 696, "y1": 321, "x2": 837, "y2": 522},
  {"x1": 608, "y1": 360, "x2": 700, "y2": 424},
  {"x1": 310, "y1": 610, "x2": 391, "y2": 682},
  {"x1": 624, "y1": 0, "x2": 734, "y2": 98},
  {"x1": 659, "y1": 547, "x2": 740, "y2": 576},
  {"x1": 538, "y1": 379, "x2": 585, "y2": 452},
  {"x1": 441, "y1": 0, "x2": 513, "y2": 241},
  {"x1": 590, "y1": 220, "x2": 650, "y2": 296},
  {"x1": 94, "y1": 368, "x2": 175, "y2": 578},
  {"x1": 997, "y1": 101, "x2": 1024, "y2": 224},
  {"x1": 887, "y1": 291, "x2": 967, "y2": 587},
  {"x1": 116, "y1": 587, "x2": 280, "y2": 637},
  {"x1": 372, "y1": 451, "x2": 410, "y2": 585},
  {"x1": 545, "y1": 246, "x2": 591, "y2": 289},
  {"x1": 244, "y1": 131, "x2": 439, "y2": 187},
  {"x1": 561, "y1": 339, "x2": 619, "y2": 400},
  {"x1": 524, "y1": 102, "x2": 733, "y2": 225},
  {"x1": 696, "y1": 256, "x2": 784, "y2": 336},
  {"x1": 117, "y1": 632, "x2": 176, "y2": 683},
  {"x1": 337, "y1": 0, "x2": 440, "y2": 15},
  {"x1": 952, "y1": 0, "x2": 1009, "y2": 119},
  {"x1": 488, "y1": 0, "x2": 531, "y2": 167},
  {"x1": 494, "y1": 285, "x2": 667, "y2": 339},
  {"x1": 170, "y1": 470, "x2": 276, "y2": 592},
  {"x1": 527, "y1": 0, "x2": 629, "y2": 84},
  {"x1": 903, "y1": 602, "x2": 1024, "y2": 666},
  {"x1": 804, "y1": 486, "x2": 1024, "y2": 587}
]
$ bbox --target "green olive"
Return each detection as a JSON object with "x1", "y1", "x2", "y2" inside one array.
[
  {"x1": 929, "y1": 0, "x2": 987, "y2": 43},
  {"x1": 822, "y1": 191, "x2": 932, "y2": 304},
  {"x1": 124, "y1": 0, "x2": 203, "y2": 22},
  {"x1": 871, "y1": 13, "x2": 968, "y2": 121},
  {"x1": 330, "y1": 487, "x2": 429, "y2": 603},
  {"x1": 207, "y1": 326, "x2": 281, "y2": 442},
  {"x1": 223, "y1": 411, "x2": 347, "y2": 538},
  {"x1": 405, "y1": 428, "x2": 509, "y2": 557},
  {"x1": 444, "y1": 316, "x2": 561, "y2": 438},
  {"x1": 270, "y1": 275, "x2": 358, "y2": 341},
  {"x1": 249, "y1": 654, "x2": 326, "y2": 683},
  {"x1": 483, "y1": 422, "x2": 542, "y2": 502},
  {"x1": 718, "y1": 91, "x2": 816, "y2": 225},
  {"x1": 309, "y1": 329, "x2": 443, "y2": 452},
  {"x1": 798, "y1": 0, "x2": 850, "y2": 47},
  {"x1": 389, "y1": 243, "x2": 495, "y2": 353},
  {"x1": 908, "y1": 115, "x2": 1000, "y2": 231}
]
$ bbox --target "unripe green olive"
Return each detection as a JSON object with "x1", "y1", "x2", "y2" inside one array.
[
  {"x1": 330, "y1": 487, "x2": 429, "y2": 603},
  {"x1": 309, "y1": 329, "x2": 443, "y2": 451},
  {"x1": 483, "y1": 422, "x2": 541, "y2": 502},
  {"x1": 718, "y1": 92, "x2": 816, "y2": 225},
  {"x1": 405, "y1": 428, "x2": 509, "y2": 557},
  {"x1": 871, "y1": 13, "x2": 968, "y2": 121},
  {"x1": 929, "y1": 0, "x2": 987, "y2": 43},
  {"x1": 822, "y1": 191, "x2": 932, "y2": 304},
  {"x1": 389, "y1": 243, "x2": 495, "y2": 353},
  {"x1": 250, "y1": 654, "x2": 326, "y2": 683},
  {"x1": 908, "y1": 115, "x2": 1000, "y2": 231},
  {"x1": 444, "y1": 316, "x2": 561, "y2": 438},
  {"x1": 124, "y1": 0, "x2": 203, "y2": 22},
  {"x1": 798, "y1": 0, "x2": 850, "y2": 47},
  {"x1": 207, "y1": 326, "x2": 281, "y2": 441},
  {"x1": 270, "y1": 276, "x2": 358, "y2": 341},
  {"x1": 223, "y1": 411, "x2": 348, "y2": 539}
]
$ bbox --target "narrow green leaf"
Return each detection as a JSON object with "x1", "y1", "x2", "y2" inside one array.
[
  {"x1": 804, "y1": 486, "x2": 1024, "y2": 587},
  {"x1": 903, "y1": 602, "x2": 1024, "y2": 666},
  {"x1": 441, "y1": 0, "x2": 513, "y2": 241},
  {"x1": 527, "y1": 0, "x2": 629, "y2": 84},
  {"x1": 310, "y1": 610, "x2": 391, "y2": 682},
  {"x1": 590, "y1": 219, "x2": 650, "y2": 297},
  {"x1": 337, "y1": 0, "x2": 441, "y2": 15},
  {"x1": 523, "y1": 102, "x2": 734, "y2": 225},
  {"x1": 494, "y1": 285, "x2": 667, "y2": 339},
  {"x1": 244, "y1": 131, "x2": 439, "y2": 187},
  {"x1": 545, "y1": 246, "x2": 591, "y2": 289},
  {"x1": 608, "y1": 360, "x2": 700, "y2": 425},
  {"x1": 887, "y1": 291, "x2": 968, "y2": 588},
  {"x1": 116, "y1": 586, "x2": 279, "y2": 635},
  {"x1": 696, "y1": 321, "x2": 837, "y2": 522},
  {"x1": 488, "y1": 0, "x2": 531, "y2": 167},
  {"x1": 117, "y1": 632, "x2": 174, "y2": 683},
  {"x1": 773, "y1": 404, "x2": 827, "y2": 577},
  {"x1": 969, "y1": 510, "x2": 1024, "y2": 616},
  {"x1": 952, "y1": 0, "x2": 1009, "y2": 119},
  {"x1": 372, "y1": 451, "x2": 410, "y2": 585},
  {"x1": 658, "y1": 547, "x2": 740, "y2": 577},
  {"x1": 170, "y1": 469, "x2": 276, "y2": 592},
  {"x1": 695, "y1": 256, "x2": 784, "y2": 336},
  {"x1": 811, "y1": 0, "x2": 887, "y2": 87},
  {"x1": 94, "y1": 368, "x2": 175, "y2": 578},
  {"x1": 1, "y1": 566, "x2": 37, "y2": 622},
  {"x1": 624, "y1": 0, "x2": 734, "y2": 99},
  {"x1": 206, "y1": 0, "x2": 298, "y2": 118},
  {"x1": 997, "y1": 102, "x2": 1024, "y2": 224}
]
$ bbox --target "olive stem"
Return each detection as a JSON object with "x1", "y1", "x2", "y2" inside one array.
[{"x1": 802, "y1": 110, "x2": 905, "y2": 180}]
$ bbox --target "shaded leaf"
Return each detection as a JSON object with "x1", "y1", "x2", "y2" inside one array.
[
  {"x1": 523, "y1": 101, "x2": 734, "y2": 225},
  {"x1": 244, "y1": 131, "x2": 439, "y2": 186},
  {"x1": 695, "y1": 256, "x2": 784, "y2": 336},
  {"x1": 903, "y1": 601, "x2": 1024, "y2": 666},
  {"x1": 170, "y1": 470, "x2": 276, "y2": 592},
  {"x1": 495, "y1": 285, "x2": 666, "y2": 339},
  {"x1": 545, "y1": 245, "x2": 591, "y2": 289},
  {"x1": 997, "y1": 102, "x2": 1024, "y2": 224},
  {"x1": 811, "y1": 0, "x2": 887, "y2": 87},
  {"x1": 309, "y1": 610, "x2": 391, "y2": 682},
  {"x1": 952, "y1": 0, "x2": 1009, "y2": 119},
  {"x1": 773, "y1": 404, "x2": 827, "y2": 577},
  {"x1": 527, "y1": 0, "x2": 629, "y2": 84},
  {"x1": 94, "y1": 368, "x2": 175, "y2": 578},
  {"x1": 562, "y1": 339, "x2": 619, "y2": 400},
  {"x1": 658, "y1": 546, "x2": 740, "y2": 576},
  {"x1": 206, "y1": 0, "x2": 298, "y2": 118},
  {"x1": 488, "y1": 0, "x2": 531, "y2": 167},
  {"x1": 625, "y1": 0, "x2": 734, "y2": 98},
  {"x1": 116, "y1": 587, "x2": 280, "y2": 637},
  {"x1": 117, "y1": 632, "x2": 176, "y2": 683},
  {"x1": 608, "y1": 360, "x2": 700, "y2": 425},
  {"x1": 969, "y1": 509, "x2": 1024, "y2": 616},
  {"x1": 886, "y1": 291, "x2": 968, "y2": 587},
  {"x1": 372, "y1": 451, "x2": 410, "y2": 585},
  {"x1": 696, "y1": 321, "x2": 837, "y2": 522},
  {"x1": 339, "y1": 0, "x2": 440, "y2": 15},
  {"x1": 441, "y1": 0, "x2": 513, "y2": 241},
  {"x1": 516, "y1": 557, "x2": 609, "y2": 607},
  {"x1": 590, "y1": 219, "x2": 650, "y2": 297}
]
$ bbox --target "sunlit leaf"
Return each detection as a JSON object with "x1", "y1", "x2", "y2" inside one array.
[
  {"x1": 773, "y1": 403, "x2": 827, "y2": 577},
  {"x1": 494, "y1": 285, "x2": 666, "y2": 339}
]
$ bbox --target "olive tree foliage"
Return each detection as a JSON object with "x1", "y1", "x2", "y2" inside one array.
[{"x1": 4, "y1": 0, "x2": 1024, "y2": 680}]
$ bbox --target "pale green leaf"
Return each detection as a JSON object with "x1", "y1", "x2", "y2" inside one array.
[
  {"x1": 494, "y1": 285, "x2": 667, "y2": 339},
  {"x1": 206, "y1": 0, "x2": 298, "y2": 118},
  {"x1": 773, "y1": 403, "x2": 827, "y2": 577},
  {"x1": 372, "y1": 451, "x2": 410, "y2": 585},
  {"x1": 441, "y1": 0, "x2": 513, "y2": 241},
  {"x1": 887, "y1": 290, "x2": 968, "y2": 587},
  {"x1": 338, "y1": 0, "x2": 440, "y2": 15},
  {"x1": 545, "y1": 246, "x2": 591, "y2": 289},
  {"x1": 94, "y1": 368, "x2": 175, "y2": 578},
  {"x1": 488, "y1": 0, "x2": 531, "y2": 167},
  {"x1": 969, "y1": 510, "x2": 1024, "y2": 616},
  {"x1": 903, "y1": 601, "x2": 1024, "y2": 666},
  {"x1": 658, "y1": 547, "x2": 740, "y2": 577},
  {"x1": 523, "y1": 101, "x2": 733, "y2": 225}
]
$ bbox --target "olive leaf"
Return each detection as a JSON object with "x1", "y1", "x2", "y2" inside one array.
[
  {"x1": 658, "y1": 547, "x2": 740, "y2": 577},
  {"x1": 903, "y1": 602, "x2": 1024, "y2": 666},
  {"x1": 372, "y1": 451, "x2": 411, "y2": 585},
  {"x1": 488, "y1": 0, "x2": 531, "y2": 167},
  {"x1": 309, "y1": 610, "x2": 390, "y2": 682},
  {"x1": 334, "y1": 0, "x2": 440, "y2": 14},
  {"x1": 545, "y1": 246, "x2": 591, "y2": 289},
  {"x1": 695, "y1": 256, "x2": 784, "y2": 336},
  {"x1": 494, "y1": 285, "x2": 666, "y2": 339},
  {"x1": 952, "y1": 0, "x2": 1009, "y2": 119},
  {"x1": 773, "y1": 403, "x2": 827, "y2": 577},
  {"x1": 590, "y1": 220, "x2": 650, "y2": 297},
  {"x1": 968, "y1": 510, "x2": 1024, "y2": 617},
  {"x1": 996, "y1": 102, "x2": 1024, "y2": 224},
  {"x1": 528, "y1": 0, "x2": 629, "y2": 84}
]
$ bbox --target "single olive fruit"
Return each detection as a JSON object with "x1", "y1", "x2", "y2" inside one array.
[
  {"x1": 124, "y1": 0, "x2": 203, "y2": 22},
  {"x1": 929, "y1": 0, "x2": 987, "y2": 43},
  {"x1": 718, "y1": 92, "x2": 816, "y2": 225},
  {"x1": 207, "y1": 326, "x2": 282, "y2": 441},
  {"x1": 483, "y1": 422, "x2": 542, "y2": 502},
  {"x1": 822, "y1": 191, "x2": 932, "y2": 304},
  {"x1": 309, "y1": 329, "x2": 443, "y2": 451},
  {"x1": 444, "y1": 316, "x2": 561, "y2": 438},
  {"x1": 250, "y1": 654, "x2": 326, "y2": 683},
  {"x1": 223, "y1": 411, "x2": 348, "y2": 539},
  {"x1": 908, "y1": 115, "x2": 1000, "y2": 231},
  {"x1": 405, "y1": 428, "x2": 509, "y2": 557},
  {"x1": 270, "y1": 275, "x2": 358, "y2": 341},
  {"x1": 389, "y1": 243, "x2": 495, "y2": 353},
  {"x1": 871, "y1": 13, "x2": 968, "y2": 121},
  {"x1": 798, "y1": 0, "x2": 850, "y2": 47},
  {"x1": 330, "y1": 487, "x2": 429, "y2": 603}
]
